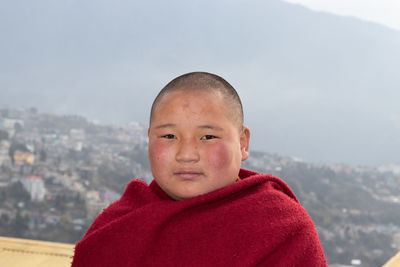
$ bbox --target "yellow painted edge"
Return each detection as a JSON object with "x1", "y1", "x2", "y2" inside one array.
[
  {"x1": 383, "y1": 252, "x2": 400, "y2": 267},
  {"x1": 0, "y1": 236, "x2": 75, "y2": 256}
]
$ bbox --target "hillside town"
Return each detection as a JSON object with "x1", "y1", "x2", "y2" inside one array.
[
  {"x1": 0, "y1": 107, "x2": 399, "y2": 267},
  {"x1": 0, "y1": 107, "x2": 150, "y2": 242}
]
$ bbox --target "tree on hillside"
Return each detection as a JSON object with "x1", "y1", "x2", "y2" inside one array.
[
  {"x1": 8, "y1": 181, "x2": 30, "y2": 202},
  {"x1": 11, "y1": 210, "x2": 29, "y2": 237},
  {"x1": 14, "y1": 122, "x2": 23, "y2": 133},
  {"x1": 0, "y1": 129, "x2": 8, "y2": 141}
]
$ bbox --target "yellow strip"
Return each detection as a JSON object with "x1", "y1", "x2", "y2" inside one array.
[
  {"x1": 0, "y1": 236, "x2": 74, "y2": 267},
  {"x1": 383, "y1": 252, "x2": 400, "y2": 267}
]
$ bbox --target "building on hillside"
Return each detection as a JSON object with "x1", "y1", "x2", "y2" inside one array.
[
  {"x1": 21, "y1": 176, "x2": 46, "y2": 201},
  {"x1": 69, "y1": 129, "x2": 85, "y2": 140},
  {"x1": 2, "y1": 118, "x2": 24, "y2": 130},
  {"x1": 13, "y1": 151, "x2": 35, "y2": 165},
  {"x1": 1, "y1": 118, "x2": 24, "y2": 138},
  {"x1": 0, "y1": 140, "x2": 10, "y2": 165}
]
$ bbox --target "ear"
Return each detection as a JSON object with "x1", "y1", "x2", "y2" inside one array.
[{"x1": 240, "y1": 126, "x2": 250, "y2": 161}]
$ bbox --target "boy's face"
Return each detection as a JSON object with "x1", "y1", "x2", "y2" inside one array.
[{"x1": 148, "y1": 89, "x2": 250, "y2": 200}]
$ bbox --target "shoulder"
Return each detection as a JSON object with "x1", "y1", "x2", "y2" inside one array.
[
  {"x1": 239, "y1": 168, "x2": 299, "y2": 203},
  {"x1": 238, "y1": 168, "x2": 315, "y2": 234},
  {"x1": 238, "y1": 169, "x2": 327, "y2": 266},
  {"x1": 83, "y1": 179, "x2": 158, "y2": 237}
]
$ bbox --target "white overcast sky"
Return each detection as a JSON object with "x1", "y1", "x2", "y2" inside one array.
[{"x1": 283, "y1": 0, "x2": 400, "y2": 31}]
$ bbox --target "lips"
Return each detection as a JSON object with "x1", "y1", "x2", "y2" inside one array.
[{"x1": 174, "y1": 170, "x2": 203, "y2": 179}]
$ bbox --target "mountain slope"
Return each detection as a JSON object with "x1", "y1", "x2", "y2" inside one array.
[{"x1": 1, "y1": 0, "x2": 399, "y2": 165}]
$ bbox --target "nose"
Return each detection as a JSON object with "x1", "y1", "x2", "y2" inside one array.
[{"x1": 175, "y1": 139, "x2": 200, "y2": 163}]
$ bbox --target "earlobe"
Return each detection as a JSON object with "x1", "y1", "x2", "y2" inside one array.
[{"x1": 240, "y1": 126, "x2": 250, "y2": 161}]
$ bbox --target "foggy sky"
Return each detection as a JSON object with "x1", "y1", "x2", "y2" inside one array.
[{"x1": 1, "y1": 0, "x2": 399, "y2": 166}]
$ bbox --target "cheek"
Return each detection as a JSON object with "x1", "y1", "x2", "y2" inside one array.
[
  {"x1": 149, "y1": 141, "x2": 172, "y2": 170},
  {"x1": 207, "y1": 141, "x2": 233, "y2": 169}
]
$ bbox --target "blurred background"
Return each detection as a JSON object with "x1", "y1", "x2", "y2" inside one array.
[{"x1": 0, "y1": 0, "x2": 399, "y2": 266}]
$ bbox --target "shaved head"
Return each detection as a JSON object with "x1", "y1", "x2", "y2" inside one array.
[{"x1": 150, "y1": 72, "x2": 244, "y2": 128}]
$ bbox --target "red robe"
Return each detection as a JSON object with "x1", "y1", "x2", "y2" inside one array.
[{"x1": 72, "y1": 169, "x2": 327, "y2": 266}]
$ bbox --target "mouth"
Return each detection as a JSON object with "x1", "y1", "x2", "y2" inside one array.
[{"x1": 174, "y1": 170, "x2": 203, "y2": 180}]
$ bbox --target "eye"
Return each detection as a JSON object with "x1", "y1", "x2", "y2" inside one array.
[
  {"x1": 161, "y1": 134, "x2": 176, "y2": 139},
  {"x1": 201, "y1": 135, "x2": 217, "y2": 140}
]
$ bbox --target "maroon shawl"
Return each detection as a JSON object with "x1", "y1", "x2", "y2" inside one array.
[{"x1": 72, "y1": 169, "x2": 327, "y2": 266}]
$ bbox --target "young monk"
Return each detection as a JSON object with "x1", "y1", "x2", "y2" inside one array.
[{"x1": 72, "y1": 72, "x2": 328, "y2": 266}]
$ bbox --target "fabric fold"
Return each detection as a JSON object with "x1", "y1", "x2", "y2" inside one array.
[{"x1": 72, "y1": 168, "x2": 327, "y2": 267}]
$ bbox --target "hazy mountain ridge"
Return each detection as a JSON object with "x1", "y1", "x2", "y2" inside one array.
[{"x1": 1, "y1": 0, "x2": 399, "y2": 166}]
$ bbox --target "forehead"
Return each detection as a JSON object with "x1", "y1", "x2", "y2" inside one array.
[
  {"x1": 152, "y1": 90, "x2": 244, "y2": 131},
  {"x1": 150, "y1": 88, "x2": 242, "y2": 130},
  {"x1": 154, "y1": 89, "x2": 227, "y2": 116}
]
